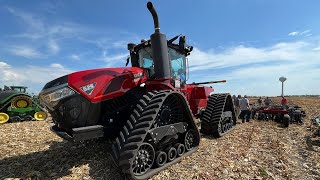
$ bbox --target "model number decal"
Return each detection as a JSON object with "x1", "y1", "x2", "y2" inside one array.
[
  {"x1": 81, "y1": 82, "x2": 97, "y2": 95},
  {"x1": 133, "y1": 72, "x2": 143, "y2": 78}
]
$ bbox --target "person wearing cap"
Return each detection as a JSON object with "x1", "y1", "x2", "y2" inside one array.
[{"x1": 239, "y1": 95, "x2": 250, "y2": 122}]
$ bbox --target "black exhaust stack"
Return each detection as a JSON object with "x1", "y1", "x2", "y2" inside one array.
[{"x1": 147, "y1": 2, "x2": 170, "y2": 79}]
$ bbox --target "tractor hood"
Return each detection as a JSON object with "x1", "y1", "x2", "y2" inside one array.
[{"x1": 40, "y1": 67, "x2": 147, "y2": 105}]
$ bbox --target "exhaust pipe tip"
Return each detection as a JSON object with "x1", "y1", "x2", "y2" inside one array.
[
  {"x1": 147, "y1": 1, "x2": 160, "y2": 32},
  {"x1": 147, "y1": 1, "x2": 153, "y2": 10}
]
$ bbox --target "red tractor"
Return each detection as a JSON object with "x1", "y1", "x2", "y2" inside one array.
[{"x1": 39, "y1": 2, "x2": 236, "y2": 179}]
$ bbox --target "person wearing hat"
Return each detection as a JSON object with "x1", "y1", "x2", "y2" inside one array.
[{"x1": 239, "y1": 95, "x2": 251, "y2": 122}]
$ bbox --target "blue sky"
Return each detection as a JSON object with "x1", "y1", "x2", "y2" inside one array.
[{"x1": 0, "y1": 0, "x2": 319, "y2": 96}]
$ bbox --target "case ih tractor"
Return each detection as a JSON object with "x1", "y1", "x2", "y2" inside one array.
[
  {"x1": 39, "y1": 2, "x2": 236, "y2": 179},
  {"x1": 0, "y1": 86, "x2": 47, "y2": 124}
]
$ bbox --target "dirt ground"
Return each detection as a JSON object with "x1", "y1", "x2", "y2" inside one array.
[{"x1": 0, "y1": 97, "x2": 319, "y2": 180}]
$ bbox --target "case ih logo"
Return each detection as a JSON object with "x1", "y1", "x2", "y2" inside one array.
[{"x1": 81, "y1": 82, "x2": 96, "y2": 95}]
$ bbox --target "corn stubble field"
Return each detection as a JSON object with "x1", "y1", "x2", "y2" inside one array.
[{"x1": 0, "y1": 97, "x2": 319, "y2": 180}]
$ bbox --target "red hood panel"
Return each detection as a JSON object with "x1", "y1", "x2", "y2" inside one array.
[{"x1": 68, "y1": 67, "x2": 147, "y2": 103}]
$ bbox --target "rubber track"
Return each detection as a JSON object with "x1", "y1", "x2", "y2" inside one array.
[
  {"x1": 111, "y1": 90, "x2": 199, "y2": 180},
  {"x1": 200, "y1": 93, "x2": 236, "y2": 136}
]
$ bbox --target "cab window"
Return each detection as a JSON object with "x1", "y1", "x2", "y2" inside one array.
[{"x1": 169, "y1": 48, "x2": 186, "y2": 83}]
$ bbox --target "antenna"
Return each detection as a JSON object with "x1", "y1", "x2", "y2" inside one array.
[{"x1": 279, "y1": 76, "x2": 287, "y2": 97}]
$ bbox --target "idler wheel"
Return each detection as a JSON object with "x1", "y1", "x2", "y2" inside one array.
[
  {"x1": 166, "y1": 147, "x2": 177, "y2": 162},
  {"x1": 185, "y1": 129, "x2": 197, "y2": 151},
  {"x1": 155, "y1": 151, "x2": 167, "y2": 167},
  {"x1": 132, "y1": 143, "x2": 155, "y2": 176},
  {"x1": 174, "y1": 143, "x2": 185, "y2": 157}
]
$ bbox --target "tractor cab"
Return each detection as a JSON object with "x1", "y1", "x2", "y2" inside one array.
[
  {"x1": 10, "y1": 86, "x2": 28, "y2": 93},
  {"x1": 1, "y1": 86, "x2": 27, "y2": 93},
  {"x1": 128, "y1": 35, "x2": 193, "y2": 88}
]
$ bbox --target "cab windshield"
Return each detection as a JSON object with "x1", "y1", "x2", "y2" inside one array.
[{"x1": 138, "y1": 47, "x2": 186, "y2": 82}]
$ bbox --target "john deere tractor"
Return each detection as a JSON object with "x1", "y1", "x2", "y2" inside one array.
[{"x1": 0, "y1": 85, "x2": 47, "y2": 124}]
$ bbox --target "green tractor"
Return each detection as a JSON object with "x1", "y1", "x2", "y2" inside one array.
[{"x1": 0, "y1": 85, "x2": 47, "y2": 124}]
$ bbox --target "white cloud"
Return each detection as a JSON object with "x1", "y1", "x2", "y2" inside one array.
[
  {"x1": 0, "y1": 62, "x2": 11, "y2": 68},
  {"x1": 50, "y1": 63, "x2": 64, "y2": 68},
  {"x1": 6, "y1": 7, "x2": 82, "y2": 57},
  {"x1": 48, "y1": 39, "x2": 60, "y2": 54},
  {"x1": 101, "y1": 51, "x2": 128, "y2": 67},
  {"x1": 70, "y1": 54, "x2": 81, "y2": 60},
  {"x1": 288, "y1": 31, "x2": 299, "y2": 36},
  {"x1": 313, "y1": 46, "x2": 320, "y2": 51},
  {"x1": 8, "y1": 46, "x2": 43, "y2": 59},
  {"x1": 300, "y1": 30, "x2": 311, "y2": 35},
  {"x1": 288, "y1": 30, "x2": 312, "y2": 37},
  {"x1": 0, "y1": 61, "x2": 73, "y2": 93},
  {"x1": 187, "y1": 40, "x2": 320, "y2": 96}
]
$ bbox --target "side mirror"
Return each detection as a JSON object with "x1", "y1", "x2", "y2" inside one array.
[
  {"x1": 127, "y1": 43, "x2": 136, "y2": 51},
  {"x1": 126, "y1": 56, "x2": 130, "y2": 66},
  {"x1": 179, "y1": 36, "x2": 186, "y2": 50}
]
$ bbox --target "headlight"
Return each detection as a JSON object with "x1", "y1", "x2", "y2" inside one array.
[{"x1": 41, "y1": 87, "x2": 75, "y2": 108}]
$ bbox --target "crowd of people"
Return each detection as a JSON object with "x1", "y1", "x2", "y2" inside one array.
[{"x1": 232, "y1": 95, "x2": 288, "y2": 123}]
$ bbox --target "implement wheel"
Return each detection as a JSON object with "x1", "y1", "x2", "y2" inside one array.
[
  {"x1": 0, "y1": 113, "x2": 10, "y2": 124},
  {"x1": 34, "y1": 111, "x2": 47, "y2": 121},
  {"x1": 283, "y1": 114, "x2": 290, "y2": 127}
]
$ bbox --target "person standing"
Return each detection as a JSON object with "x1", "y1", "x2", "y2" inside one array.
[
  {"x1": 281, "y1": 96, "x2": 287, "y2": 109},
  {"x1": 235, "y1": 95, "x2": 241, "y2": 118},
  {"x1": 264, "y1": 97, "x2": 272, "y2": 107},
  {"x1": 257, "y1": 97, "x2": 262, "y2": 107},
  {"x1": 239, "y1": 95, "x2": 250, "y2": 122}
]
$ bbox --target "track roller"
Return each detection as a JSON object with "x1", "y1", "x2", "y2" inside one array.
[
  {"x1": 155, "y1": 151, "x2": 167, "y2": 167},
  {"x1": 24, "y1": 115, "x2": 33, "y2": 121},
  {"x1": 174, "y1": 143, "x2": 185, "y2": 157},
  {"x1": 166, "y1": 147, "x2": 177, "y2": 162}
]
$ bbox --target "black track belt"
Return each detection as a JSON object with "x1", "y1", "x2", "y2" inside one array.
[
  {"x1": 111, "y1": 90, "x2": 200, "y2": 180},
  {"x1": 200, "y1": 93, "x2": 236, "y2": 137}
]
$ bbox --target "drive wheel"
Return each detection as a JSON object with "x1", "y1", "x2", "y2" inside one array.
[
  {"x1": 155, "y1": 151, "x2": 167, "y2": 167},
  {"x1": 131, "y1": 143, "x2": 155, "y2": 176},
  {"x1": 154, "y1": 95, "x2": 183, "y2": 127}
]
